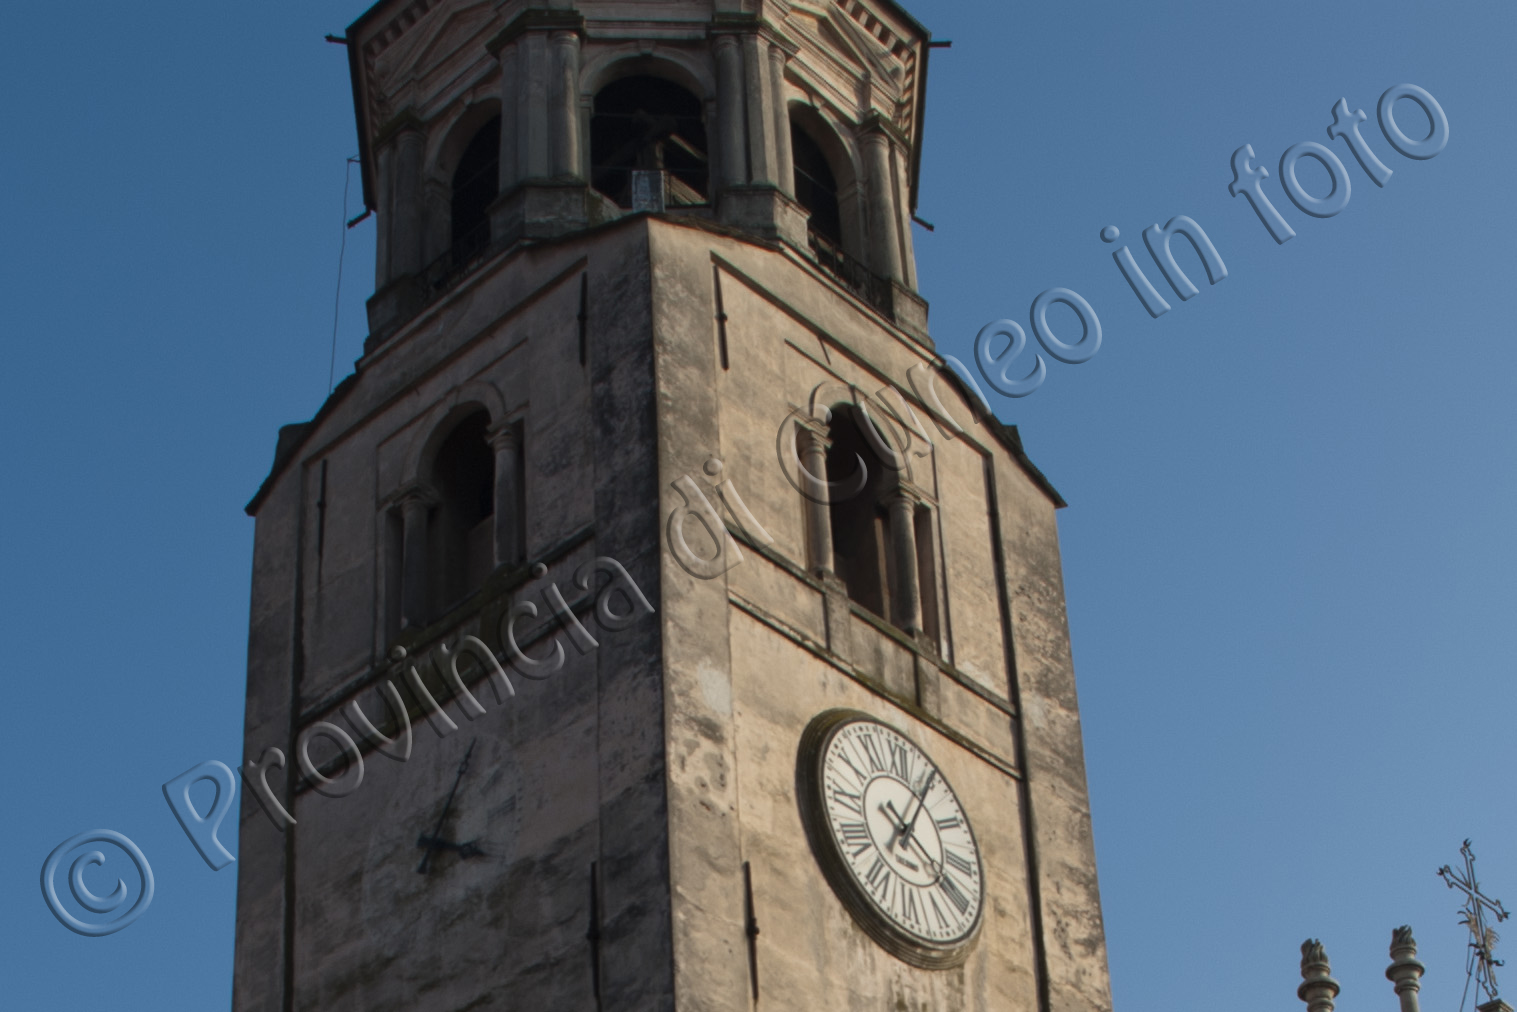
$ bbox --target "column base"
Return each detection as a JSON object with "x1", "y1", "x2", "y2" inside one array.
[
  {"x1": 912, "y1": 637, "x2": 941, "y2": 717},
  {"x1": 821, "y1": 576, "x2": 853, "y2": 665},
  {"x1": 365, "y1": 275, "x2": 429, "y2": 349},
  {"x1": 488, "y1": 181, "x2": 608, "y2": 245},
  {"x1": 717, "y1": 185, "x2": 810, "y2": 250},
  {"x1": 887, "y1": 282, "x2": 931, "y2": 346}
]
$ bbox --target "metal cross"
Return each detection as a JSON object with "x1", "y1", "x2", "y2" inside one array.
[{"x1": 1440, "y1": 839, "x2": 1509, "y2": 1004}]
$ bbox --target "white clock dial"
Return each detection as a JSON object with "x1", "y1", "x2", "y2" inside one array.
[{"x1": 800, "y1": 711, "x2": 984, "y2": 965}]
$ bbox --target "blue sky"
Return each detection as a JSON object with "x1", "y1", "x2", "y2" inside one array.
[{"x1": 1, "y1": 1, "x2": 1513, "y2": 1008}]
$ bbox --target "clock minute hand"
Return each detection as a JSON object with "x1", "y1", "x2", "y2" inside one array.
[
  {"x1": 884, "y1": 801, "x2": 944, "y2": 880},
  {"x1": 901, "y1": 769, "x2": 936, "y2": 843},
  {"x1": 417, "y1": 738, "x2": 478, "y2": 874},
  {"x1": 902, "y1": 827, "x2": 943, "y2": 881}
]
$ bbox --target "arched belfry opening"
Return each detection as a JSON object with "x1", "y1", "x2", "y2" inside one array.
[
  {"x1": 450, "y1": 116, "x2": 500, "y2": 265},
  {"x1": 819, "y1": 402, "x2": 940, "y2": 641},
  {"x1": 791, "y1": 121, "x2": 843, "y2": 248},
  {"x1": 591, "y1": 75, "x2": 708, "y2": 208},
  {"x1": 429, "y1": 410, "x2": 495, "y2": 613},
  {"x1": 825, "y1": 403, "x2": 891, "y2": 620}
]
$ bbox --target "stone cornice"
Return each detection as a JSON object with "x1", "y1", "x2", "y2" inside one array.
[
  {"x1": 860, "y1": 109, "x2": 911, "y2": 148},
  {"x1": 487, "y1": 8, "x2": 587, "y2": 56},
  {"x1": 707, "y1": 12, "x2": 798, "y2": 55},
  {"x1": 372, "y1": 108, "x2": 426, "y2": 149}
]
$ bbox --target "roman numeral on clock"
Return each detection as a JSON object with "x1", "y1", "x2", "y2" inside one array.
[
  {"x1": 838, "y1": 821, "x2": 872, "y2": 857},
  {"x1": 938, "y1": 871, "x2": 971, "y2": 915},
  {"x1": 944, "y1": 848, "x2": 975, "y2": 877},
  {"x1": 833, "y1": 749, "x2": 869, "y2": 787},
  {"x1": 858, "y1": 733, "x2": 887, "y2": 773},
  {"x1": 828, "y1": 783, "x2": 863, "y2": 816},
  {"x1": 934, "y1": 815, "x2": 961, "y2": 831},
  {"x1": 900, "y1": 886, "x2": 922, "y2": 926}
]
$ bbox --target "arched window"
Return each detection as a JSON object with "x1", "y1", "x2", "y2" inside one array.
[
  {"x1": 451, "y1": 116, "x2": 500, "y2": 264},
  {"x1": 429, "y1": 411, "x2": 495, "y2": 613},
  {"x1": 826, "y1": 404, "x2": 891, "y2": 620},
  {"x1": 822, "y1": 403, "x2": 940, "y2": 643},
  {"x1": 792, "y1": 122, "x2": 843, "y2": 247},
  {"x1": 591, "y1": 75, "x2": 708, "y2": 208}
]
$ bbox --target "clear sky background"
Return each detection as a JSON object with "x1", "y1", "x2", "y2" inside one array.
[{"x1": 0, "y1": 1, "x2": 1512, "y2": 1008}]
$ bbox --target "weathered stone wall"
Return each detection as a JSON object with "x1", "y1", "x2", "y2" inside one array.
[
  {"x1": 236, "y1": 219, "x2": 674, "y2": 1012},
  {"x1": 238, "y1": 214, "x2": 1111, "y2": 1012},
  {"x1": 648, "y1": 217, "x2": 1112, "y2": 1012}
]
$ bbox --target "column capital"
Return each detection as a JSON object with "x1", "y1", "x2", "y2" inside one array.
[
  {"x1": 388, "y1": 481, "x2": 438, "y2": 511},
  {"x1": 860, "y1": 110, "x2": 911, "y2": 148},
  {"x1": 878, "y1": 480, "x2": 928, "y2": 510},
  {"x1": 487, "y1": 8, "x2": 585, "y2": 55},
  {"x1": 486, "y1": 421, "x2": 519, "y2": 453},
  {"x1": 374, "y1": 109, "x2": 426, "y2": 150},
  {"x1": 708, "y1": 13, "x2": 798, "y2": 53},
  {"x1": 794, "y1": 413, "x2": 834, "y2": 445}
]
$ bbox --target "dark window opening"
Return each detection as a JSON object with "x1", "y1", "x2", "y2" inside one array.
[
  {"x1": 591, "y1": 76, "x2": 708, "y2": 208},
  {"x1": 451, "y1": 117, "x2": 500, "y2": 265},
  {"x1": 791, "y1": 122, "x2": 842, "y2": 247},
  {"x1": 429, "y1": 411, "x2": 495, "y2": 614},
  {"x1": 827, "y1": 405, "x2": 890, "y2": 620}
]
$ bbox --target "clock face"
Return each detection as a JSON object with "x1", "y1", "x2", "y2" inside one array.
[{"x1": 798, "y1": 711, "x2": 984, "y2": 967}]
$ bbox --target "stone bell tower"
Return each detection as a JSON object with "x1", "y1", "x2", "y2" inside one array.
[{"x1": 233, "y1": 2, "x2": 1113, "y2": 1011}]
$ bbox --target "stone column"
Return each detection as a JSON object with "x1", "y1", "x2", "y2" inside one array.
[
  {"x1": 497, "y1": 41, "x2": 521, "y2": 192},
  {"x1": 549, "y1": 30, "x2": 581, "y2": 179},
  {"x1": 860, "y1": 129, "x2": 904, "y2": 283},
  {"x1": 768, "y1": 45, "x2": 793, "y2": 197},
  {"x1": 391, "y1": 123, "x2": 427, "y2": 278},
  {"x1": 488, "y1": 423, "x2": 521, "y2": 567},
  {"x1": 882, "y1": 485, "x2": 922, "y2": 635},
  {"x1": 374, "y1": 142, "x2": 395, "y2": 286},
  {"x1": 742, "y1": 34, "x2": 775, "y2": 186},
  {"x1": 798, "y1": 420, "x2": 834, "y2": 578},
  {"x1": 486, "y1": 12, "x2": 589, "y2": 244},
  {"x1": 1386, "y1": 927, "x2": 1426, "y2": 1012},
  {"x1": 578, "y1": 94, "x2": 593, "y2": 180},
  {"x1": 891, "y1": 142, "x2": 918, "y2": 289},
  {"x1": 521, "y1": 32, "x2": 550, "y2": 181},
  {"x1": 713, "y1": 34, "x2": 747, "y2": 188},
  {"x1": 397, "y1": 483, "x2": 437, "y2": 629}
]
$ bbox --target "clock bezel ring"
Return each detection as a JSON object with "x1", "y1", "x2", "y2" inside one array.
[{"x1": 795, "y1": 708, "x2": 984, "y2": 970}]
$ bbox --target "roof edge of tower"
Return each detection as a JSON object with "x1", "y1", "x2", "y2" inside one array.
[
  {"x1": 929, "y1": 367, "x2": 1067, "y2": 509},
  {"x1": 344, "y1": 0, "x2": 403, "y2": 212}
]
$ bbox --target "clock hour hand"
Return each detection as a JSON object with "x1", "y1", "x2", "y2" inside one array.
[
  {"x1": 878, "y1": 802, "x2": 908, "y2": 851},
  {"x1": 417, "y1": 834, "x2": 486, "y2": 860},
  {"x1": 883, "y1": 799, "x2": 943, "y2": 877}
]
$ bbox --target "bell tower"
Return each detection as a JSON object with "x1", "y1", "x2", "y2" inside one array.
[{"x1": 234, "y1": 2, "x2": 1114, "y2": 1011}]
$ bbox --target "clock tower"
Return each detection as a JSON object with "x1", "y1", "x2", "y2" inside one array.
[{"x1": 233, "y1": 2, "x2": 1113, "y2": 1011}]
